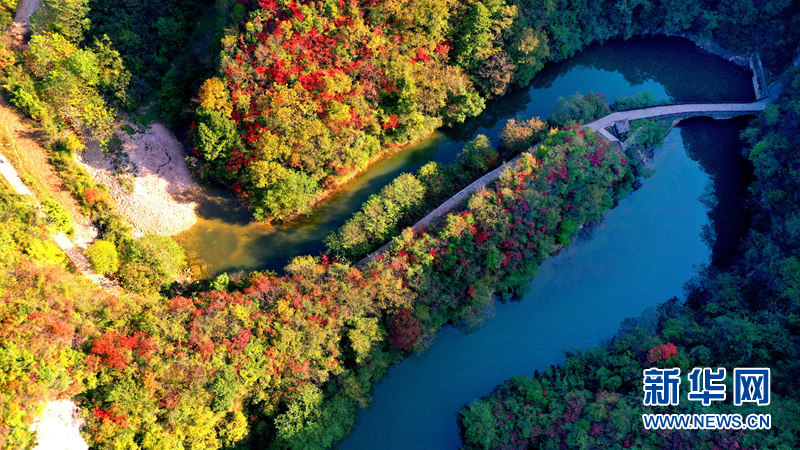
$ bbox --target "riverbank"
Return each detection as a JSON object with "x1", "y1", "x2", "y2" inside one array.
[
  {"x1": 344, "y1": 119, "x2": 741, "y2": 448},
  {"x1": 268, "y1": 32, "x2": 761, "y2": 228},
  {"x1": 249, "y1": 33, "x2": 756, "y2": 228},
  {"x1": 78, "y1": 119, "x2": 200, "y2": 237},
  {"x1": 0, "y1": 102, "x2": 121, "y2": 293},
  {"x1": 653, "y1": 31, "x2": 750, "y2": 67},
  {"x1": 459, "y1": 74, "x2": 800, "y2": 449},
  {"x1": 650, "y1": 30, "x2": 775, "y2": 99},
  {"x1": 275, "y1": 131, "x2": 439, "y2": 224}
]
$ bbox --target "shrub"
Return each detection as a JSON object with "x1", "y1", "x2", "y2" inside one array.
[
  {"x1": 646, "y1": 343, "x2": 678, "y2": 363},
  {"x1": 59, "y1": 134, "x2": 85, "y2": 154},
  {"x1": 94, "y1": 212, "x2": 131, "y2": 248},
  {"x1": 25, "y1": 238, "x2": 65, "y2": 265},
  {"x1": 119, "y1": 234, "x2": 186, "y2": 293},
  {"x1": 500, "y1": 118, "x2": 546, "y2": 153},
  {"x1": 550, "y1": 92, "x2": 610, "y2": 127},
  {"x1": 86, "y1": 240, "x2": 119, "y2": 275},
  {"x1": 458, "y1": 134, "x2": 498, "y2": 178},
  {"x1": 210, "y1": 272, "x2": 230, "y2": 291},
  {"x1": 83, "y1": 188, "x2": 108, "y2": 206},
  {"x1": 387, "y1": 309, "x2": 423, "y2": 352},
  {"x1": 41, "y1": 199, "x2": 74, "y2": 234},
  {"x1": 610, "y1": 92, "x2": 659, "y2": 111}
]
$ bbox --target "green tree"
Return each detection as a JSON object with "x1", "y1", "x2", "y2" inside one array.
[
  {"x1": 194, "y1": 109, "x2": 239, "y2": 163},
  {"x1": 550, "y1": 93, "x2": 610, "y2": 126},
  {"x1": 253, "y1": 170, "x2": 319, "y2": 222},
  {"x1": 459, "y1": 134, "x2": 498, "y2": 176},
  {"x1": 119, "y1": 234, "x2": 186, "y2": 292},
  {"x1": 42, "y1": 199, "x2": 74, "y2": 234},
  {"x1": 91, "y1": 35, "x2": 132, "y2": 106},
  {"x1": 460, "y1": 400, "x2": 499, "y2": 448},
  {"x1": 346, "y1": 317, "x2": 384, "y2": 364},
  {"x1": 31, "y1": 0, "x2": 90, "y2": 43},
  {"x1": 453, "y1": 2, "x2": 495, "y2": 71},
  {"x1": 26, "y1": 33, "x2": 116, "y2": 143},
  {"x1": 133, "y1": 234, "x2": 185, "y2": 281},
  {"x1": 86, "y1": 240, "x2": 119, "y2": 274}
]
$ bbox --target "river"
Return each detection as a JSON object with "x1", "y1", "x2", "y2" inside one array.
[
  {"x1": 174, "y1": 36, "x2": 754, "y2": 278},
  {"x1": 340, "y1": 118, "x2": 751, "y2": 448}
]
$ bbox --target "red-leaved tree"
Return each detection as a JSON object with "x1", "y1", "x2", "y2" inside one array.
[{"x1": 387, "y1": 309, "x2": 422, "y2": 352}]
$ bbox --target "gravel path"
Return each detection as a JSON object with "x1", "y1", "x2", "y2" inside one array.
[
  {"x1": 9, "y1": 0, "x2": 39, "y2": 40},
  {"x1": 0, "y1": 152, "x2": 96, "y2": 449},
  {"x1": 78, "y1": 121, "x2": 199, "y2": 237},
  {"x1": 0, "y1": 141, "x2": 120, "y2": 292},
  {"x1": 7, "y1": 2, "x2": 96, "y2": 448},
  {"x1": 0, "y1": 149, "x2": 33, "y2": 195},
  {"x1": 13, "y1": 0, "x2": 39, "y2": 23}
]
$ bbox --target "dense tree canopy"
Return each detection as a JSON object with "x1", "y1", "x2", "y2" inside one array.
[
  {"x1": 3, "y1": 29, "x2": 123, "y2": 144},
  {"x1": 0, "y1": 182, "x2": 117, "y2": 449},
  {"x1": 195, "y1": 0, "x2": 505, "y2": 221},
  {"x1": 70, "y1": 120, "x2": 638, "y2": 447},
  {"x1": 0, "y1": 114, "x2": 640, "y2": 447}
]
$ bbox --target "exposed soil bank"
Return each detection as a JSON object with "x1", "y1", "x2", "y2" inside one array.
[{"x1": 78, "y1": 121, "x2": 200, "y2": 237}]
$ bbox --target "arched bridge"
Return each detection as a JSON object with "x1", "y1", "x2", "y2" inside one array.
[
  {"x1": 359, "y1": 84, "x2": 782, "y2": 265},
  {"x1": 584, "y1": 83, "x2": 781, "y2": 148}
]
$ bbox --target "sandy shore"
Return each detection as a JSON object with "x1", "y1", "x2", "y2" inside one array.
[{"x1": 78, "y1": 121, "x2": 199, "y2": 237}]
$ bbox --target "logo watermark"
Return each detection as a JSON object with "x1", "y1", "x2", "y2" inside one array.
[
  {"x1": 641, "y1": 367, "x2": 771, "y2": 430},
  {"x1": 642, "y1": 413, "x2": 771, "y2": 430}
]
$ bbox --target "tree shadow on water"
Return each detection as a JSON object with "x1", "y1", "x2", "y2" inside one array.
[{"x1": 677, "y1": 117, "x2": 754, "y2": 268}]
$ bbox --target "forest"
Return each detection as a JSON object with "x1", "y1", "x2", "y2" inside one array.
[{"x1": 0, "y1": 0, "x2": 799, "y2": 448}]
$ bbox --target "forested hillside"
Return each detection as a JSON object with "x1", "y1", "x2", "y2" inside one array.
[
  {"x1": 70, "y1": 120, "x2": 636, "y2": 448},
  {"x1": 0, "y1": 182, "x2": 127, "y2": 449},
  {"x1": 1, "y1": 116, "x2": 641, "y2": 447}
]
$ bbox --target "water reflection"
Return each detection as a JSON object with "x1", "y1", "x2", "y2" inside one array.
[
  {"x1": 678, "y1": 118, "x2": 753, "y2": 267},
  {"x1": 532, "y1": 36, "x2": 756, "y2": 102}
]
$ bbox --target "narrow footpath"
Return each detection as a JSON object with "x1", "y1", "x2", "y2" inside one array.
[{"x1": 0, "y1": 146, "x2": 120, "y2": 294}]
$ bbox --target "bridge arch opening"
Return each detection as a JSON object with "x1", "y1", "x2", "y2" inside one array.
[{"x1": 675, "y1": 116, "x2": 717, "y2": 126}]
